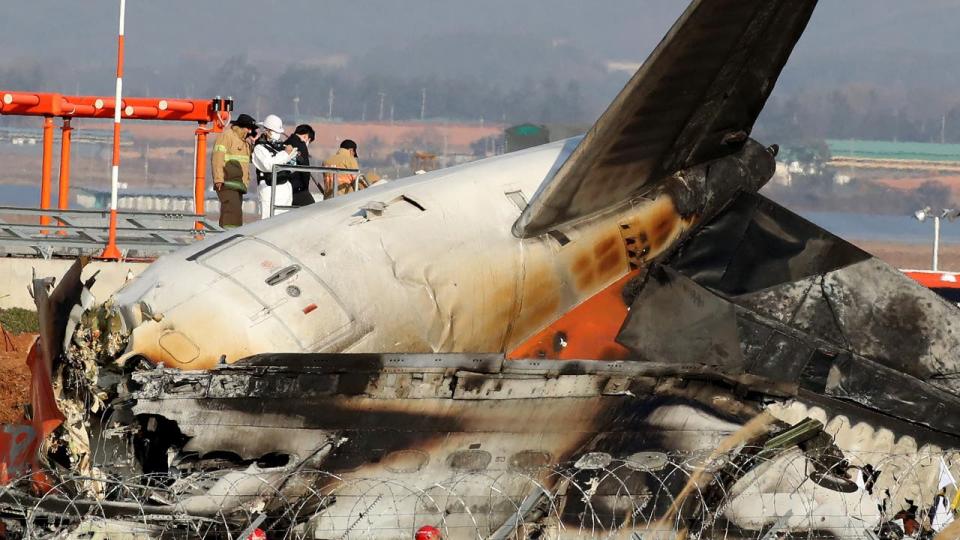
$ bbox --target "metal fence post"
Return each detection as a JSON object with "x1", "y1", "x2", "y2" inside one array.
[{"x1": 269, "y1": 167, "x2": 278, "y2": 217}]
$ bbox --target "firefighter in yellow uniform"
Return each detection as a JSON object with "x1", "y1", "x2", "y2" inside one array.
[
  {"x1": 211, "y1": 114, "x2": 257, "y2": 228},
  {"x1": 322, "y1": 139, "x2": 360, "y2": 199}
]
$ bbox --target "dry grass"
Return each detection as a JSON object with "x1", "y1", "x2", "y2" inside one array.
[{"x1": 855, "y1": 240, "x2": 960, "y2": 271}]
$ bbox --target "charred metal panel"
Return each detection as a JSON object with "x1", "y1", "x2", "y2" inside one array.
[
  {"x1": 618, "y1": 191, "x2": 960, "y2": 437},
  {"x1": 453, "y1": 373, "x2": 607, "y2": 400},
  {"x1": 734, "y1": 315, "x2": 774, "y2": 370},
  {"x1": 825, "y1": 354, "x2": 960, "y2": 435},
  {"x1": 121, "y1": 357, "x2": 774, "y2": 468},
  {"x1": 670, "y1": 193, "x2": 960, "y2": 391},
  {"x1": 822, "y1": 260, "x2": 960, "y2": 387},
  {"x1": 514, "y1": 0, "x2": 817, "y2": 237},
  {"x1": 617, "y1": 266, "x2": 742, "y2": 368},
  {"x1": 234, "y1": 352, "x2": 504, "y2": 373},
  {"x1": 744, "y1": 329, "x2": 816, "y2": 385},
  {"x1": 667, "y1": 192, "x2": 870, "y2": 294},
  {"x1": 34, "y1": 257, "x2": 88, "y2": 372}
]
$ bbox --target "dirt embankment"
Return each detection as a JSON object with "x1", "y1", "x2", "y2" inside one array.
[
  {"x1": 0, "y1": 332, "x2": 34, "y2": 424},
  {"x1": 855, "y1": 240, "x2": 960, "y2": 271}
]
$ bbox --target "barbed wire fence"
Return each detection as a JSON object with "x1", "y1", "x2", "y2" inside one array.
[{"x1": 0, "y1": 447, "x2": 954, "y2": 539}]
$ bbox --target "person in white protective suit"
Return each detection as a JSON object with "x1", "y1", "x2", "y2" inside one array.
[{"x1": 252, "y1": 114, "x2": 299, "y2": 219}]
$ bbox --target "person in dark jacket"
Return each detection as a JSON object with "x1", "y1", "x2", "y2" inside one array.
[{"x1": 287, "y1": 124, "x2": 317, "y2": 207}]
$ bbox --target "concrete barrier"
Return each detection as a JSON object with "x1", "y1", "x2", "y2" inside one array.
[{"x1": 0, "y1": 258, "x2": 150, "y2": 310}]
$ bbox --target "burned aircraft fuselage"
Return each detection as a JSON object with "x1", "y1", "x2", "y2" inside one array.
[{"x1": 103, "y1": 139, "x2": 774, "y2": 370}]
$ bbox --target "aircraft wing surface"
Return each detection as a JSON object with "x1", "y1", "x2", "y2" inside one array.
[{"x1": 513, "y1": 0, "x2": 818, "y2": 238}]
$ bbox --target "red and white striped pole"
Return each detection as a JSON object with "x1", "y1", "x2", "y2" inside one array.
[{"x1": 100, "y1": 0, "x2": 125, "y2": 259}]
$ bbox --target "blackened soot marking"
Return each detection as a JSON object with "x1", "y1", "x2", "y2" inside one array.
[
  {"x1": 573, "y1": 255, "x2": 591, "y2": 275},
  {"x1": 598, "y1": 250, "x2": 623, "y2": 274},
  {"x1": 866, "y1": 291, "x2": 933, "y2": 376},
  {"x1": 594, "y1": 236, "x2": 619, "y2": 258}
]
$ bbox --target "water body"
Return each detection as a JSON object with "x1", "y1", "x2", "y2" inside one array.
[
  {"x1": 802, "y1": 211, "x2": 956, "y2": 245},
  {"x1": 0, "y1": 184, "x2": 953, "y2": 245},
  {"x1": 0, "y1": 184, "x2": 51, "y2": 207}
]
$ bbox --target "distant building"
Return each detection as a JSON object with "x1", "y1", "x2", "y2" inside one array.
[
  {"x1": 500, "y1": 123, "x2": 593, "y2": 153},
  {"x1": 772, "y1": 162, "x2": 792, "y2": 187},
  {"x1": 504, "y1": 124, "x2": 550, "y2": 153},
  {"x1": 826, "y1": 139, "x2": 960, "y2": 172},
  {"x1": 76, "y1": 187, "x2": 257, "y2": 215},
  {"x1": 0, "y1": 127, "x2": 126, "y2": 146}
]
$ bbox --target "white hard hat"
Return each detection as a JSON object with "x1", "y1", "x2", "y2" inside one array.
[{"x1": 258, "y1": 114, "x2": 284, "y2": 134}]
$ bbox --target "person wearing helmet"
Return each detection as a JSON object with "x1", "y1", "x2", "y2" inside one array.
[
  {"x1": 415, "y1": 525, "x2": 441, "y2": 540},
  {"x1": 252, "y1": 114, "x2": 298, "y2": 219}
]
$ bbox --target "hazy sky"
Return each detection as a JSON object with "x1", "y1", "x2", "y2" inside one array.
[
  {"x1": 3, "y1": 1, "x2": 959, "y2": 125},
  {"x1": 4, "y1": 1, "x2": 958, "y2": 88}
]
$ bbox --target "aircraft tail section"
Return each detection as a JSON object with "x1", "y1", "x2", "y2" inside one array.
[{"x1": 514, "y1": 0, "x2": 818, "y2": 238}]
